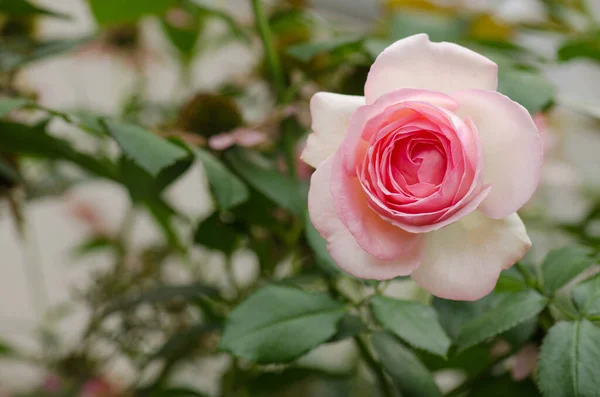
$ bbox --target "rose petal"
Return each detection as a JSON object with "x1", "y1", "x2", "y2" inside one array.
[
  {"x1": 411, "y1": 211, "x2": 531, "y2": 301},
  {"x1": 301, "y1": 92, "x2": 364, "y2": 168},
  {"x1": 365, "y1": 34, "x2": 498, "y2": 104},
  {"x1": 453, "y1": 90, "x2": 544, "y2": 219},
  {"x1": 309, "y1": 157, "x2": 424, "y2": 277}
]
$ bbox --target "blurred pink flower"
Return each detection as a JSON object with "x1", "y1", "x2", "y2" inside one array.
[
  {"x1": 81, "y1": 378, "x2": 119, "y2": 397},
  {"x1": 511, "y1": 344, "x2": 539, "y2": 381},
  {"x1": 208, "y1": 128, "x2": 269, "y2": 151},
  {"x1": 43, "y1": 375, "x2": 63, "y2": 394}
]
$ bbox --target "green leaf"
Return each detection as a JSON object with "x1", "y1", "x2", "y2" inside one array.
[
  {"x1": 287, "y1": 37, "x2": 364, "y2": 62},
  {"x1": 0, "y1": 121, "x2": 118, "y2": 180},
  {"x1": 329, "y1": 314, "x2": 365, "y2": 342},
  {"x1": 433, "y1": 296, "x2": 493, "y2": 340},
  {"x1": 225, "y1": 149, "x2": 306, "y2": 216},
  {"x1": 541, "y1": 246, "x2": 595, "y2": 294},
  {"x1": 370, "y1": 296, "x2": 451, "y2": 357},
  {"x1": 160, "y1": 1, "x2": 206, "y2": 60},
  {"x1": 498, "y1": 68, "x2": 554, "y2": 114},
  {"x1": 538, "y1": 320, "x2": 600, "y2": 397},
  {"x1": 146, "y1": 387, "x2": 209, "y2": 397},
  {"x1": 558, "y1": 32, "x2": 600, "y2": 63},
  {"x1": 371, "y1": 332, "x2": 442, "y2": 397},
  {"x1": 0, "y1": 339, "x2": 13, "y2": 356},
  {"x1": 468, "y1": 374, "x2": 541, "y2": 397},
  {"x1": 572, "y1": 273, "x2": 600, "y2": 316},
  {"x1": 0, "y1": 98, "x2": 28, "y2": 118},
  {"x1": 390, "y1": 11, "x2": 466, "y2": 42},
  {"x1": 194, "y1": 212, "x2": 239, "y2": 255},
  {"x1": 102, "y1": 119, "x2": 189, "y2": 176},
  {"x1": 0, "y1": 0, "x2": 70, "y2": 19},
  {"x1": 119, "y1": 155, "x2": 192, "y2": 201},
  {"x1": 496, "y1": 267, "x2": 529, "y2": 293},
  {"x1": 104, "y1": 282, "x2": 218, "y2": 315},
  {"x1": 304, "y1": 210, "x2": 342, "y2": 275},
  {"x1": 152, "y1": 323, "x2": 220, "y2": 362},
  {"x1": 71, "y1": 236, "x2": 117, "y2": 258},
  {"x1": 0, "y1": 37, "x2": 89, "y2": 72},
  {"x1": 191, "y1": 147, "x2": 248, "y2": 210},
  {"x1": 456, "y1": 290, "x2": 548, "y2": 350},
  {"x1": 87, "y1": 0, "x2": 176, "y2": 25},
  {"x1": 219, "y1": 285, "x2": 346, "y2": 363},
  {"x1": 188, "y1": 0, "x2": 250, "y2": 43}
]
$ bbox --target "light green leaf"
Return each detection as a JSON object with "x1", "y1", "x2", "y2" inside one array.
[
  {"x1": 192, "y1": 147, "x2": 248, "y2": 210},
  {"x1": 102, "y1": 119, "x2": 188, "y2": 176},
  {"x1": 456, "y1": 290, "x2": 548, "y2": 350},
  {"x1": 496, "y1": 267, "x2": 529, "y2": 293},
  {"x1": 330, "y1": 314, "x2": 365, "y2": 342},
  {"x1": 558, "y1": 32, "x2": 600, "y2": 63},
  {"x1": 498, "y1": 68, "x2": 554, "y2": 114},
  {"x1": 225, "y1": 149, "x2": 306, "y2": 215},
  {"x1": 0, "y1": 98, "x2": 28, "y2": 118},
  {"x1": 88, "y1": 0, "x2": 176, "y2": 25},
  {"x1": 390, "y1": 11, "x2": 466, "y2": 42},
  {"x1": 538, "y1": 320, "x2": 600, "y2": 397},
  {"x1": 370, "y1": 296, "x2": 451, "y2": 357},
  {"x1": 572, "y1": 273, "x2": 600, "y2": 316},
  {"x1": 372, "y1": 332, "x2": 442, "y2": 397},
  {"x1": 219, "y1": 285, "x2": 346, "y2": 363},
  {"x1": 541, "y1": 246, "x2": 595, "y2": 294}
]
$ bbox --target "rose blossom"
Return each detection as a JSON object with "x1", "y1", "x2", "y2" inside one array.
[{"x1": 302, "y1": 34, "x2": 543, "y2": 300}]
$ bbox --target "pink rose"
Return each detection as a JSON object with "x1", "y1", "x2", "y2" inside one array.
[{"x1": 302, "y1": 34, "x2": 543, "y2": 300}]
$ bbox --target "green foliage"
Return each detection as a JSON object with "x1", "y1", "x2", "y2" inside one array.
[
  {"x1": 304, "y1": 210, "x2": 342, "y2": 275},
  {"x1": 287, "y1": 37, "x2": 365, "y2": 63},
  {"x1": 538, "y1": 320, "x2": 600, "y2": 397},
  {"x1": 0, "y1": 97, "x2": 28, "y2": 117},
  {"x1": 456, "y1": 290, "x2": 548, "y2": 350},
  {"x1": 389, "y1": 11, "x2": 466, "y2": 42},
  {"x1": 102, "y1": 119, "x2": 189, "y2": 177},
  {"x1": 0, "y1": 0, "x2": 69, "y2": 19},
  {"x1": 191, "y1": 147, "x2": 249, "y2": 211},
  {"x1": 371, "y1": 295, "x2": 451, "y2": 357},
  {"x1": 558, "y1": 31, "x2": 600, "y2": 62},
  {"x1": 572, "y1": 273, "x2": 600, "y2": 316},
  {"x1": 541, "y1": 246, "x2": 596, "y2": 294},
  {"x1": 87, "y1": 0, "x2": 176, "y2": 25},
  {"x1": 497, "y1": 68, "x2": 554, "y2": 114},
  {"x1": 219, "y1": 285, "x2": 346, "y2": 363},
  {"x1": 226, "y1": 149, "x2": 306, "y2": 216},
  {"x1": 194, "y1": 212, "x2": 240, "y2": 255},
  {"x1": 0, "y1": 37, "x2": 90, "y2": 72},
  {"x1": 372, "y1": 332, "x2": 442, "y2": 397}
]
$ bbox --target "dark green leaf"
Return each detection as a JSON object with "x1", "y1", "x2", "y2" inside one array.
[
  {"x1": 287, "y1": 37, "x2": 364, "y2": 62},
  {"x1": 502, "y1": 317, "x2": 538, "y2": 347},
  {"x1": 146, "y1": 387, "x2": 209, "y2": 397},
  {"x1": 538, "y1": 320, "x2": 600, "y2": 397},
  {"x1": 87, "y1": 0, "x2": 176, "y2": 25},
  {"x1": 104, "y1": 282, "x2": 217, "y2": 315},
  {"x1": 145, "y1": 198, "x2": 186, "y2": 252},
  {"x1": 432, "y1": 296, "x2": 493, "y2": 340},
  {"x1": 496, "y1": 267, "x2": 529, "y2": 293},
  {"x1": 0, "y1": 98, "x2": 28, "y2": 118},
  {"x1": 160, "y1": 2, "x2": 206, "y2": 60},
  {"x1": 498, "y1": 68, "x2": 554, "y2": 114},
  {"x1": 572, "y1": 273, "x2": 600, "y2": 316},
  {"x1": 219, "y1": 285, "x2": 346, "y2": 363},
  {"x1": 370, "y1": 296, "x2": 451, "y2": 357},
  {"x1": 372, "y1": 332, "x2": 442, "y2": 397},
  {"x1": 541, "y1": 246, "x2": 595, "y2": 294},
  {"x1": 0, "y1": 339, "x2": 13, "y2": 356},
  {"x1": 456, "y1": 290, "x2": 548, "y2": 350},
  {"x1": 558, "y1": 32, "x2": 600, "y2": 63},
  {"x1": 329, "y1": 314, "x2": 365, "y2": 342},
  {"x1": 191, "y1": 147, "x2": 248, "y2": 210},
  {"x1": 225, "y1": 149, "x2": 306, "y2": 215},
  {"x1": 152, "y1": 323, "x2": 220, "y2": 362},
  {"x1": 194, "y1": 212, "x2": 239, "y2": 255},
  {"x1": 0, "y1": 121, "x2": 118, "y2": 180},
  {"x1": 102, "y1": 119, "x2": 188, "y2": 176},
  {"x1": 71, "y1": 236, "x2": 118, "y2": 258},
  {"x1": 0, "y1": 0, "x2": 70, "y2": 19},
  {"x1": 120, "y1": 156, "x2": 192, "y2": 201},
  {"x1": 468, "y1": 374, "x2": 541, "y2": 397}
]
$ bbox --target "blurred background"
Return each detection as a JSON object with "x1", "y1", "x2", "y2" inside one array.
[{"x1": 1, "y1": 0, "x2": 600, "y2": 396}]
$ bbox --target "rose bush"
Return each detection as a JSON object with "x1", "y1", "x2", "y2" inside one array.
[{"x1": 302, "y1": 34, "x2": 543, "y2": 300}]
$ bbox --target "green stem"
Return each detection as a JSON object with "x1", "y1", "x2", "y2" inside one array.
[
  {"x1": 354, "y1": 335, "x2": 395, "y2": 397},
  {"x1": 250, "y1": 0, "x2": 286, "y2": 101}
]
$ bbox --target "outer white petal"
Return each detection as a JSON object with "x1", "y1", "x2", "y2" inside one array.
[
  {"x1": 308, "y1": 157, "x2": 424, "y2": 279},
  {"x1": 453, "y1": 90, "x2": 544, "y2": 219},
  {"x1": 411, "y1": 211, "x2": 531, "y2": 301},
  {"x1": 365, "y1": 34, "x2": 498, "y2": 104},
  {"x1": 301, "y1": 92, "x2": 365, "y2": 168}
]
